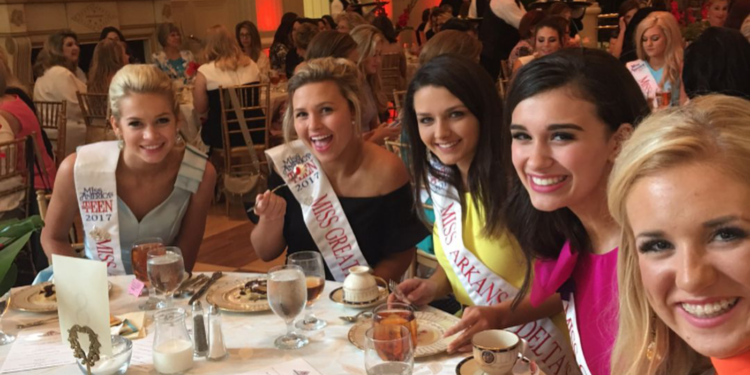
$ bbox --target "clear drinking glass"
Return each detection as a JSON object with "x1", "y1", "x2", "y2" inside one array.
[
  {"x1": 0, "y1": 290, "x2": 15, "y2": 345},
  {"x1": 153, "y1": 308, "x2": 194, "y2": 375},
  {"x1": 287, "y1": 251, "x2": 327, "y2": 331},
  {"x1": 131, "y1": 237, "x2": 164, "y2": 310},
  {"x1": 373, "y1": 302, "x2": 418, "y2": 348},
  {"x1": 364, "y1": 325, "x2": 414, "y2": 375},
  {"x1": 267, "y1": 264, "x2": 309, "y2": 349},
  {"x1": 147, "y1": 246, "x2": 185, "y2": 309}
]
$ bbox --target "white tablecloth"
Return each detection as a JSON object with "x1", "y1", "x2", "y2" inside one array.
[{"x1": 0, "y1": 273, "x2": 468, "y2": 374}]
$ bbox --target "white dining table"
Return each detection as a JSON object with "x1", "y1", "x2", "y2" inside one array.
[{"x1": 0, "y1": 273, "x2": 470, "y2": 374}]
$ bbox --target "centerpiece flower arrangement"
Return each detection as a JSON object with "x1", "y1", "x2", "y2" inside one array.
[
  {"x1": 397, "y1": 0, "x2": 420, "y2": 31},
  {"x1": 669, "y1": 0, "x2": 710, "y2": 41}
]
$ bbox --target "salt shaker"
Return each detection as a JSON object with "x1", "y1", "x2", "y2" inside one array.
[
  {"x1": 207, "y1": 304, "x2": 228, "y2": 361},
  {"x1": 192, "y1": 301, "x2": 208, "y2": 357}
]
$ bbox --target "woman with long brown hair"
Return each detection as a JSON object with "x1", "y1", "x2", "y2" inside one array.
[{"x1": 88, "y1": 39, "x2": 127, "y2": 93}]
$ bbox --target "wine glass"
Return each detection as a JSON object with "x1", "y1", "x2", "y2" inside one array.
[
  {"x1": 364, "y1": 325, "x2": 414, "y2": 375},
  {"x1": 373, "y1": 302, "x2": 418, "y2": 348},
  {"x1": 267, "y1": 264, "x2": 309, "y2": 349},
  {"x1": 131, "y1": 237, "x2": 164, "y2": 310},
  {"x1": 287, "y1": 251, "x2": 327, "y2": 331},
  {"x1": 0, "y1": 290, "x2": 15, "y2": 345},
  {"x1": 147, "y1": 246, "x2": 185, "y2": 309}
]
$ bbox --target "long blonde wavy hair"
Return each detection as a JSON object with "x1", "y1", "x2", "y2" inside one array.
[
  {"x1": 282, "y1": 57, "x2": 364, "y2": 143},
  {"x1": 608, "y1": 94, "x2": 750, "y2": 375},
  {"x1": 634, "y1": 12, "x2": 684, "y2": 90},
  {"x1": 350, "y1": 24, "x2": 388, "y2": 114},
  {"x1": 203, "y1": 25, "x2": 252, "y2": 71}
]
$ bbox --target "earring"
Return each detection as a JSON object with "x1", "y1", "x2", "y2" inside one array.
[
  {"x1": 646, "y1": 313, "x2": 657, "y2": 361},
  {"x1": 175, "y1": 133, "x2": 184, "y2": 145},
  {"x1": 116, "y1": 133, "x2": 124, "y2": 150}
]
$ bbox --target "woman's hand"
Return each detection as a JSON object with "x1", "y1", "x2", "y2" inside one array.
[
  {"x1": 443, "y1": 304, "x2": 508, "y2": 353},
  {"x1": 388, "y1": 278, "x2": 438, "y2": 307},
  {"x1": 254, "y1": 190, "x2": 286, "y2": 220},
  {"x1": 619, "y1": 16, "x2": 627, "y2": 34}
]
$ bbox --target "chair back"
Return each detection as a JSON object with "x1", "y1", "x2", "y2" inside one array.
[
  {"x1": 76, "y1": 92, "x2": 113, "y2": 143},
  {"x1": 498, "y1": 60, "x2": 512, "y2": 99},
  {"x1": 34, "y1": 101, "x2": 67, "y2": 166},
  {"x1": 381, "y1": 53, "x2": 404, "y2": 103},
  {"x1": 0, "y1": 136, "x2": 32, "y2": 215},
  {"x1": 393, "y1": 90, "x2": 407, "y2": 117},
  {"x1": 36, "y1": 191, "x2": 84, "y2": 262}
]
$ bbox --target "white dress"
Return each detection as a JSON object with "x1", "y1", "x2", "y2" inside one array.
[{"x1": 34, "y1": 66, "x2": 87, "y2": 157}]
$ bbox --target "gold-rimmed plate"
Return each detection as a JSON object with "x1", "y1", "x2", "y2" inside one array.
[
  {"x1": 205, "y1": 279, "x2": 270, "y2": 313},
  {"x1": 329, "y1": 286, "x2": 388, "y2": 309},
  {"x1": 13, "y1": 281, "x2": 113, "y2": 313},
  {"x1": 348, "y1": 311, "x2": 460, "y2": 358}
]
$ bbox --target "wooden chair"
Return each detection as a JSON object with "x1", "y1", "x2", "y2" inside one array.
[
  {"x1": 34, "y1": 101, "x2": 67, "y2": 167},
  {"x1": 217, "y1": 83, "x2": 271, "y2": 214},
  {"x1": 393, "y1": 90, "x2": 407, "y2": 117},
  {"x1": 36, "y1": 191, "x2": 84, "y2": 263},
  {"x1": 381, "y1": 53, "x2": 405, "y2": 105},
  {"x1": 0, "y1": 136, "x2": 32, "y2": 217},
  {"x1": 76, "y1": 92, "x2": 113, "y2": 143},
  {"x1": 498, "y1": 60, "x2": 512, "y2": 99}
]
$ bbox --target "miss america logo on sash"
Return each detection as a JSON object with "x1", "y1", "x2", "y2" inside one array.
[
  {"x1": 428, "y1": 164, "x2": 580, "y2": 375},
  {"x1": 626, "y1": 60, "x2": 660, "y2": 102},
  {"x1": 266, "y1": 140, "x2": 369, "y2": 282},
  {"x1": 74, "y1": 141, "x2": 126, "y2": 276}
]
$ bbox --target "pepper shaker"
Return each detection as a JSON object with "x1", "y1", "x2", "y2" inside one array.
[
  {"x1": 192, "y1": 301, "x2": 208, "y2": 357},
  {"x1": 207, "y1": 304, "x2": 228, "y2": 361}
]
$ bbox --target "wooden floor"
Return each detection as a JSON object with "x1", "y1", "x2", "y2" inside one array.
[{"x1": 193, "y1": 202, "x2": 285, "y2": 274}]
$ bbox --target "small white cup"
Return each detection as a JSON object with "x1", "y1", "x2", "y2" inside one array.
[
  {"x1": 343, "y1": 266, "x2": 380, "y2": 303},
  {"x1": 472, "y1": 330, "x2": 522, "y2": 375}
]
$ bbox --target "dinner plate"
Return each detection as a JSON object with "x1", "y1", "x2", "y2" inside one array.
[
  {"x1": 205, "y1": 278, "x2": 270, "y2": 313},
  {"x1": 13, "y1": 281, "x2": 114, "y2": 313},
  {"x1": 329, "y1": 286, "x2": 389, "y2": 309},
  {"x1": 348, "y1": 311, "x2": 460, "y2": 358},
  {"x1": 455, "y1": 356, "x2": 543, "y2": 375}
]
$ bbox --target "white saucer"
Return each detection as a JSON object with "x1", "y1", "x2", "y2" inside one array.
[
  {"x1": 455, "y1": 356, "x2": 543, "y2": 375},
  {"x1": 329, "y1": 286, "x2": 388, "y2": 309}
]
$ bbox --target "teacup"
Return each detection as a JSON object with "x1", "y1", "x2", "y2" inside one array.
[
  {"x1": 343, "y1": 266, "x2": 384, "y2": 303},
  {"x1": 472, "y1": 330, "x2": 522, "y2": 375}
]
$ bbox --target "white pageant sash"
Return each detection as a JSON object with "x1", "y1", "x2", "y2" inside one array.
[
  {"x1": 626, "y1": 60, "x2": 660, "y2": 101},
  {"x1": 73, "y1": 141, "x2": 125, "y2": 276},
  {"x1": 428, "y1": 174, "x2": 580, "y2": 375},
  {"x1": 563, "y1": 294, "x2": 593, "y2": 375},
  {"x1": 265, "y1": 140, "x2": 368, "y2": 282}
]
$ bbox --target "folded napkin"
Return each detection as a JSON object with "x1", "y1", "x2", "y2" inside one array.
[{"x1": 110, "y1": 311, "x2": 146, "y2": 340}]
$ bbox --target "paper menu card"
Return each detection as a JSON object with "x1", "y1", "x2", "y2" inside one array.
[
  {"x1": 0, "y1": 327, "x2": 75, "y2": 373},
  {"x1": 52, "y1": 255, "x2": 112, "y2": 356},
  {"x1": 242, "y1": 358, "x2": 323, "y2": 375}
]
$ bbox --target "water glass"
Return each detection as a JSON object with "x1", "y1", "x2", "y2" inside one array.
[
  {"x1": 364, "y1": 325, "x2": 414, "y2": 375},
  {"x1": 287, "y1": 251, "x2": 327, "y2": 331},
  {"x1": 0, "y1": 290, "x2": 14, "y2": 345},
  {"x1": 267, "y1": 264, "x2": 309, "y2": 349},
  {"x1": 147, "y1": 246, "x2": 185, "y2": 309},
  {"x1": 131, "y1": 237, "x2": 164, "y2": 310}
]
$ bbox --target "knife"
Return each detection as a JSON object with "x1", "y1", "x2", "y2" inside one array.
[
  {"x1": 176, "y1": 274, "x2": 207, "y2": 295},
  {"x1": 189, "y1": 272, "x2": 222, "y2": 305}
]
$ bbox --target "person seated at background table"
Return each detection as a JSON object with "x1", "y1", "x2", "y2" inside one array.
[
  {"x1": 608, "y1": 0, "x2": 640, "y2": 59},
  {"x1": 40, "y1": 64, "x2": 216, "y2": 276},
  {"x1": 335, "y1": 11, "x2": 367, "y2": 34},
  {"x1": 706, "y1": 0, "x2": 729, "y2": 27},
  {"x1": 627, "y1": 11, "x2": 684, "y2": 107},
  {"x1": 248, "y1": 57, "x2": 427, "y2": 283},
  {"x1": 88, "y1": 39, "x2": 127, "y2": 94},
  {"x1": 152, "y1": 22, "x2": 195, "y2": 82},
  {"x1": 100, "y1": 26, "x2": 138, "y2": 64},
  {"x1": 236, "y1": 20, "x2": 270, "y2": 79},
  {"x1": 306, "y1": 31, "x2": 360, "y2": 61},
  {"x1": 512, "y1": 16, "x2": 567, "y2": 74},
  {"x1": 426, "y1": 7, "x2": 453, "y2": 41},
  {"x1": 682, "y1": 27, "x2": 750, "y2": 100},
  {"x1": 418, "y1": 30, "x2": 482, "y2": 66},
  {"x1": 350, "y1": 25, "x2": 401, "y2": 144},
  {"x1": 416, "y1": 8, "x2": 431, "y2": 46},
  {"x1": 193, "y1": 25, "x2": 263, "y2": 153},
  {"x1": 33, "y1": 30, "x2": 87, "y2": 157},
  {"x1": 608, "y1": 94, "x2": 750, "y2": 375},
  {"x1": 371, "y1": 15, "x2": 407, "y2": 79},
  {"x1": 440, "y1": 18, "x2": 478, "y2": 39},
  {"x1": 508, "y1": 10, "x2": 545, "y2": 69},
  {"x1": 270, "y1": 12, "x2": 298, "y2": 75},
  {"x1": 293, "y1": 23, "x2": 320, "y2": 61},
  {"x1": 390, "y1": 56, "x2": 575, "y2": 375}
]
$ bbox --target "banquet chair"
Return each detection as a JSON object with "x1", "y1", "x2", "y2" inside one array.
[
  {"x1": 382, "y1": 53, "x2": 405, "y2": 118},
  {"x1": 0, "y1": 136, "x2": 31, "y2": 217},
  {"x1": 36, "y1": 191, "x2": 84, "y2": 264},
  {"x1": 498, "y1": 60, "x2": 512, "y2": 99},
  {"x1": 393, "y1": 90, "x2": 407, "y2": 116},
  {"x1": 77, "y1": 92, "x2": 114, "y2": 143},
  {"x1": 217, "y1": 83, "x2": 271, "y2": 215},
  {"x1": 34, "y1": 101, "x2": 67, "y2": 167}
]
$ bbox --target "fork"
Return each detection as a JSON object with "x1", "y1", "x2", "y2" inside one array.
[
  {"x1": 388, "y1": 279, "x2": 412, "y2": 305},
  {"x1": 246, "y1": 184, "x2": 288, "y2": 213},
  {"x1": 339, "y1": 311, "x2": 373, "y2": 323}
]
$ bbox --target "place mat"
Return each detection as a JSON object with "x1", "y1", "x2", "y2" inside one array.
[
  {"x1": 0, "y1": 327, "x2": 75, "y2": 373},
  {"x1": 348, "y1": 311, "x2": 460, "y2": 358}
]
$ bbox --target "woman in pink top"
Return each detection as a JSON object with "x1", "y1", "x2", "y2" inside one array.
[{"x1": 503, "y1": 49, "x2": 649, "y2": 375}]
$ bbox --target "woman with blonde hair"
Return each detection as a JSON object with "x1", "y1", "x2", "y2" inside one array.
[
  {"x1": 34, "y1": 30, "x2": 87, "y2": 156},
  {"x1": 335, "y1": 11, "x2": 367, "y2": 34},
  {"x1": 626, "y1": 11, "x2": 684, "y2": 107},
  {"x1": 249, "y1": 57, "x2": 425, "y2": 288},
  {"x1": 41, "y1": 64, "x2": 216, "y2": 277},
  {"x1": 608, "y1": 94, "x2": 750, "y2": 375},
  {"x1": 418, "y1": 30, "x2": 482, "y2": 65},
  {"x1": 193, "y1": 24, "x2": 262, "y2": 152},
  {"x1": 88, "y1": 39, "x2": 127, "y2": 93}
]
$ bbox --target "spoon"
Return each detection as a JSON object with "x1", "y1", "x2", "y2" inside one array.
[{"x1": 339, "y1": 311, "x2": 373, "y2": 323}]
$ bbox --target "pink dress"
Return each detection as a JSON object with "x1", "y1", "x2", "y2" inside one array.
[
  {"x1": 530, "y1": 242, "x2": 619, "y2": 375},
  {"x1": 0, "y1": 96, "x2": 57, "y2": 189}
]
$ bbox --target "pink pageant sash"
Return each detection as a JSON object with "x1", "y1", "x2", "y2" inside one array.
[
  {"x1": 428, "y1": 173, "x2": 580, "y2": 375},
  {"x1": 626, "y1": 60, "x2": 660, "y2": 105},
  {"x1": 265, "y1": 140, "x2": 369, "y2": 282}
]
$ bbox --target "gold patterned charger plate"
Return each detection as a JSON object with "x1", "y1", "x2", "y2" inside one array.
[
  {"x1": 348, "y1": 311, "x2": 460, "y2": 358},
  {"x1": 205, "y1": 279, "x2": 270, "y2": 313},
  {"x1": 13, "y1": 281, "x2": 113, "y2": 313}
]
